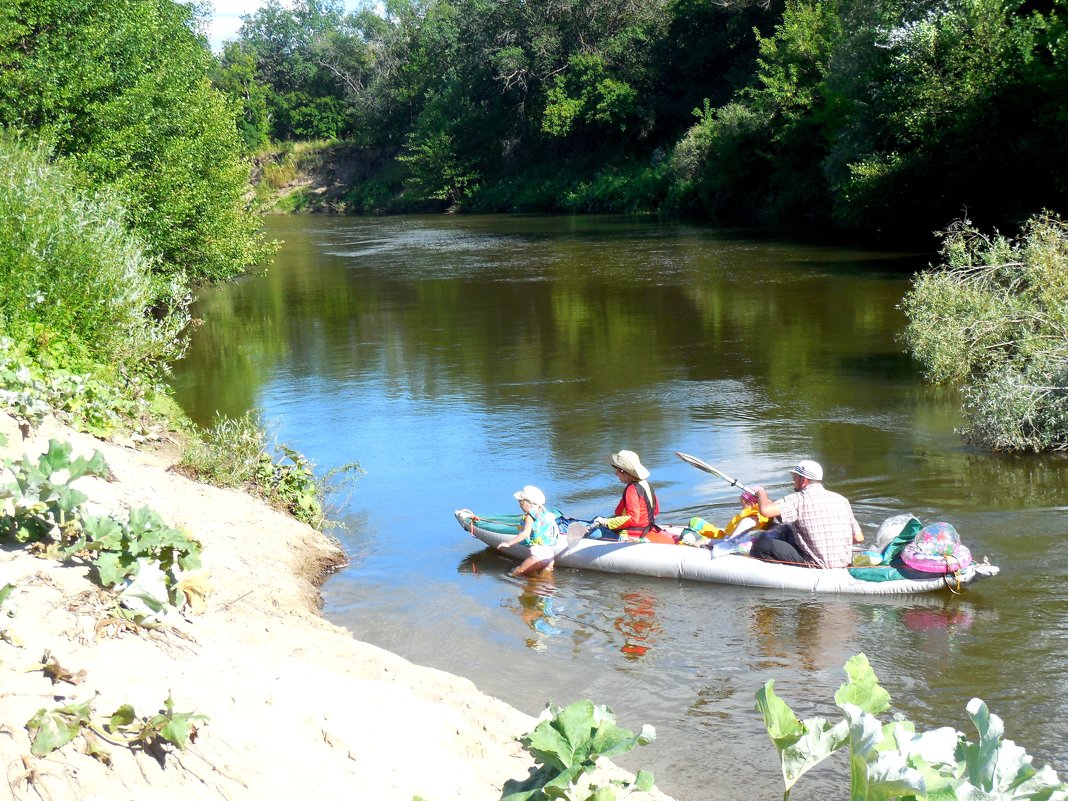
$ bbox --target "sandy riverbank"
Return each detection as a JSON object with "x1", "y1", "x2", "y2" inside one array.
[{"x1": 0, "y1": 413, "x2": 675, "y2": 801}]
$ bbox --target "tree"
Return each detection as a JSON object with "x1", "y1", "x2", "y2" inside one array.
[
  {"x1": 0, "y1": 0, "x2": 265, "y2": 281},
  {"x1": 901, "y1": 213, "x2": 1068, "y2": 452},
  {"x1": 213, "y1": 42, "x2": 272, "y2": 152}
]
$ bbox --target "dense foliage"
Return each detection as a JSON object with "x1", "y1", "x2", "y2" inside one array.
[
  {"x1": 0, "y1": 137, "x2": 188, "y2": 382},
  {"x1": 217, "y1": 0, "x2": 1067, "y2": 235},
  {"x1": 0, "y1": 4, "x2": 339, "y2": 513},
  {"x1": 759, "y1": 653, "x2": 1067, "y2": 800},
  {"x1": 902, "y1": 213, "x2": 1068, "y2": 452},
  {"x1": 0, "y1": 0, "x2": 266, "y2": 282}
]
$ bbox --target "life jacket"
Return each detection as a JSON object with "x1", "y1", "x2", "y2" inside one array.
[{"x1": 626, "y1": 480, "x2": 661, "y2": 538}]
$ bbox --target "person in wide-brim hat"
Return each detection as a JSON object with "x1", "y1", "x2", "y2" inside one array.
[
  {"x1": 610, "y1": 450, "x2": 650, "y2": 481},
  {"x1": 587, "y1": 450, "x2": 663, "y2": 542}
]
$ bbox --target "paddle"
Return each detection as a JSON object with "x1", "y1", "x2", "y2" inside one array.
[
  {"x1": 674, "y1": 451, "x2": 756, "y2": 496},
  {"x1": 565, "y1": 520, "x2": 590, "y2": 545}
]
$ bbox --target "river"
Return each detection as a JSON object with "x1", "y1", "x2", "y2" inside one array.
[{"x1": 170, "y1": 214, "x2": 1068, "y2": 801}]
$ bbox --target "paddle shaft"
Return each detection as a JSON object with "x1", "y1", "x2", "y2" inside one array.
[{"x1": 674, "y1": 451, "x2": 756, "y2": 495}]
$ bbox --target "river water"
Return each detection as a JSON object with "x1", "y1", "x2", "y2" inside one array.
[{"x1": 170, "y1": 214, "x2": 1068, "y2": 801}]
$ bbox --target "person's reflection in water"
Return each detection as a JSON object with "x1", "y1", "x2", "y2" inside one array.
[
  {"x1": 613, "y1": 590, "x2": 661, "y2": 660},
  {"x1": 750, "y1": 599, "x2": 858, "y2": 673},
  {"x1": 506, "y1": 574, "x2": 563, "y2": 652}
]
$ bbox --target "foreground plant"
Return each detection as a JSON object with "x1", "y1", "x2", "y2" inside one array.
[
  {"x1": 756, "y1": 653, "x2": 1068, "y2": 801},
  {"x1": 27, "y1": 693, "x2": 205, "y2": 760},
  {"x1": 0, "y1": 438, "x2": 202, "y2": 616},
  {"x1": 502, "y1": 700, "x2": 655, "y2": 801}
]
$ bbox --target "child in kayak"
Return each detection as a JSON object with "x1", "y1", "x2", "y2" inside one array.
[{"x1": 498, "y1": 485, "x2": 559, "y2": 575}]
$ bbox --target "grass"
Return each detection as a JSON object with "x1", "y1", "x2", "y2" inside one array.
[{"x1": 176, "y1": 411, "x2": 361, "y2": 529}]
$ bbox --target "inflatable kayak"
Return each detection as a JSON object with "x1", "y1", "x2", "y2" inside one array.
[{"x1": 454, "y1": 510, "x2": 1000, "y2": 595}]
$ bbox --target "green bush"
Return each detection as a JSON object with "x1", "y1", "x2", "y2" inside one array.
[
  {"x1": 665, "y1": 100, "x2": 774, "y2": 221},
  {"x1": 901, "y1": 213, "x2": 1068, "y2": 451},
  {"x1": 177, "y1": 412, "x2": 360, "y2": 529},
  {"x1": 0, "y1": 0, "x2": 267, "y2": 282},
  {"x1": 559, "y1": 161, "x2": 669, "y2": 214},
  {"x1": 0, "y1": 136, "x2": 188, "y2": 375}
]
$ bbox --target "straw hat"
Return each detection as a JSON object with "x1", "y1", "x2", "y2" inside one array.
[
  {"x1": 790, "y1": 459, "x2": 823, "y2": 482},
  {"x1": 513, "y1": 485, "x2": 546, "y2": 506},
  {"x1": 610, "y1": 450, "x2": 650, "y2": 480}
]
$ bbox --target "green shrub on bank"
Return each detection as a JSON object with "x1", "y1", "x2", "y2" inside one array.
[
  {"x1": 177, "y1": 411, "x2": 361, "y2": 530},
  {"x1": 0, "y1": 0, "x2": 267, "y2": 282},
  {"x1": 901, "y1": 213, "x2": 1068, "y2": 452},
  {"x1": 559, "y1": 161, "x2": 670, "y2": 215},
  {"x1": 467, "y1": 159, "x2": 668, "y2": 215},
  {"x1": 0, "y1": 137, "x2": 189, "y2": 376}
]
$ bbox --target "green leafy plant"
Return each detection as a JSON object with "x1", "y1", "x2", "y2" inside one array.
[
  {"x1": 502, "y1": 700, "x2": 656, "y2": 801},
  {"x1": 0, "y1": 438, "x2": 202, "y2": 610},
  {"x1": 0, "y1": 336, "x2": 151, "y2": 437},
  {"x1": 68, "y1": 506, "x2": 203, "y2": 593},
  {"x1": 756, "y1": 653, "x2": 1068, "y2": 801},
  {"x1": 0, "y1": 439, "x2": 110, "y2": 544},
  {"x1": 27, "y1": 694, "x2": 205, "y2": 759},
  {"x1": 179, "y1": 411, "x2": 361, "y2": 529}
]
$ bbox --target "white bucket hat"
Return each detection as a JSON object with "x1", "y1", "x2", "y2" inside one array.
[
  {"x1": 611, "y1": 450, "x2": 650, "y2": 481},
  {"x1": 790, "y1": 459, "x2": 823, "y2": 482},
  {"x1": 513, "y1": 485, "x2": 546, "y2": 506}
]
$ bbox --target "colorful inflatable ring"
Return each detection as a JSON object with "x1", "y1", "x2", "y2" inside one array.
[{"x1": 901, "y1": 543, "x2": 973, "y2": 574}]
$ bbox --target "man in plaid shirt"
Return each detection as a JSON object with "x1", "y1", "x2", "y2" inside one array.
[{"x1": 749, "y1": 460, "x2": 864, "y2": 568}]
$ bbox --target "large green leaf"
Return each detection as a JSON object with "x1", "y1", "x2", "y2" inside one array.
[
  {"x1": 781, "y1": 717, "x2": 849, "y2": 791},
  {"x1": 110, "y1": 704, "x2": 136, "y2": 728},
  {"x1": 755, "y1": 680, "x2": 804, "y2": 751},
  {"x1": 757, "y1": 680, "x2": 848, "y2": 791},
  {"x1": 67, "y1": 450, "x2": 109, "y2": 482},
  {"x1": 835, "y1": 654, "x2": 891, "y2": 715},
  {"x1": 127, "y1": 507, "x2": 167, "y2": 538},
  {"x1": 841, "y1": 704, "x2": 927, "y2": 801},
  {"x1": 889, "y1": 720, "x2": 961, "y2": 773},
  {"x1": 81, "y1": 515, "x2": 125, "y2": 550},
  {"x1": 37, "y1": 439, "x2": 74, "y2": 477},
  {"x1": 26, "y1": 700, "x2": 92, "y2": 756},
  {"x1": 526, "y1": 713, "x2": 578, "y2": 771},
  {"x1": 960, "y1": 699, "x2": 1068, "y2": 800},
  {"x1": 53, "y1": 484, "x2": 88, "y2": 514},
  {"x1": 634, "y1": 769, "x2": 655, "y2": 792},
  {"x1": 94, "y1": 550, "x2": 132, "y2": 587},
  {"x1": 841, "y1": 704, "x2": 926, "y2": 801},
  {"x1": 543, "y1": 763, "x2": 587, "y2": 798},
  {"x1": 590, "y1": 718, "x2": 646, "y2": 759}
]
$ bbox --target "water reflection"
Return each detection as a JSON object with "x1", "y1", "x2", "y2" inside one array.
[
  {"x1": 749, "y1": 599, "x2": 859, "y2": 674},
  {"x1": 614, "y1": 590, "x2": 662, "y2": 660},
  {"x1": 504, "y1": 576, "x2": 564, "y2": 651}
]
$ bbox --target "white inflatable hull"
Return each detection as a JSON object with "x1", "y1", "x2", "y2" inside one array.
[{"x1": 454, "y1": 510, "x2": 999, "y2": 595}]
